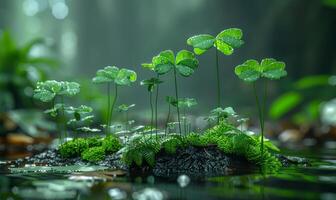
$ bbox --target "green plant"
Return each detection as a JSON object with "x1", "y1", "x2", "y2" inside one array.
[
  {"x1": 176, "y1": 98, "x2": 197, "y2": 135},
  {"x1": 164, "y1": 96, "x2": 177, "y2": 135},
  {"x1": 187, "y1": 28, "x2": 244, "y2": 109},
  {"x1": 140, "y1": 78, "x2": 163, "y2": 137},
  {"x1": 205, "y1": 107, "x2": 236, "y2": 125},
  {"x1": 235, "y1": 58, "x2": 287, "y2": 162},
  {"x1": 142, "y1": 62, "x2": 164, "y2": 138},
  {"x1": 102, "y1": 135, "x2": 122, "y2": 153},
  {"x1": 152, "y1": 50, "x2": 199, "y2": 135},
  {"x1": 81, "y1": 146, "x2": 105, "y2": 162},
  {"x1": 122, "y1": 122, "x2": 281, "y2": 172},
  {"x1": 59, "y1": 138, "x2": 89, "y2": 158},
  {"x1": 92, "y1": 66, "x2": 137, "y2": 135},
  {"x1": 0, "y1": 31, "x2": 57, "y2": 112},
  {"x1": 122, "y1": 134, "x2": 161, "y2": 166},
  {"x1": 33, "y1": 80, "x2": 80, "y2": 141},
  {"x1": 118, "y1": 103, "x2": 135, "y2": 133}
]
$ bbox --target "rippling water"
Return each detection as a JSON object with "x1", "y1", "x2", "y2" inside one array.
[{"x1": 0, "y1": 147, "x2": 335, "y2": 200}]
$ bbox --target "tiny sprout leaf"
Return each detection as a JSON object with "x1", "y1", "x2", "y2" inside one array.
[
  {"x1": 92, "y1": 66, "x2": 119, "y2": 83},
  {"x1": 235, "y1": 58, "x2": 287, "y2": 82},
  {"x1": 141, "y1": 63, "x2": 154, "y2": 71},
  {"x1": 118, "y1": 104, "x2": 136, "y2": 112},
  {"x1": 165, "y1": 96, "x2": 177, "y2": 106},
  {"x1": 186, "y1": 34, "x2": 215, "y2": 54},
  {"x1": 115, "y1": 68, "x2": 137, "y2": 86},
  {"x1": 141, "y1": 78, "x2": 163, "y2": 92},
  {"x1": 178, "y1": 98, "x2": 197, "y2": 109}
]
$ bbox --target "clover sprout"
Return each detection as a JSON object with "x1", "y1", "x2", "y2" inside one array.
[
  {"x1": 118, "y1": 103, "x2": 135, "y2": 133},
  {"x1": 141, "y1": 78, "x2": 162, "y2": 137},
  {"x1": 235, "y1": 58, "x2": 287, "y2": 159},
  {"x1": 33, "y1": 80, "x2": 80, "y2": 141},
  {"x1": 187, "y1": 28, "x2": 244, "y2": 109},
  {"x1": 176, "y1": 98, "x2": 197, "y2": 134},
  {"x1": 152, "y1": 50, "x2": 199, "y2": 135},
  {"x1": 92, "y1": 66, "x2": 137, "y2": 135},
  {"x1": 141, "y1": 62, "x2": 164, "y2": 138}
]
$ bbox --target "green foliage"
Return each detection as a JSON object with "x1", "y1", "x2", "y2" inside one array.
[
  {"x1": 0, "y1": 31, "x2": 57, "y2": 112},
  {"x1": 205, "y1": 107, "x2": 236, "y2": 123},
  {"x1": 235, "y1": 59, "x2": 287, "y2": 82},
  {"x1": 58, "y1": 137, "x2": 103, "y2": 158},
  {"x1": 187, "y1": 28, "x2": 244, "y2": 55},
  {"x1": 152, "y1": 49, "x2": 199, "y2": 77},
  {"x1": 81, "y1": 146, "x2": 105, "y2": 162},
  {"x1": 59, "y1": 138, "x2": 90, "y2": 158},
  {"x1": 33, "y1": 80, "x2": 80, "y2": 102},
  {"x1": 118, "y1": 104, "x2": 135, "y2": 112},
  {"x1": 140, "y1": 78, "x2": 163, "y2": 92},
  {"x1": 122, "y1": 122, "x2": 281, "y2": 172},
  {"x1": 177, "y1": 98, "x2": 197, "y2": 109},
  {"x1": 122, "y1": 135, "x2": 161, "y2": 166},
  {"x1": 269, "y1": 92, "x2": 303, "y2": 119},
  {"x1": 92, "y1": 66, "x2": 137, "y2": 86},
  {"x1": 102, "y1": 135, "x2": 122, "y2": 153}
]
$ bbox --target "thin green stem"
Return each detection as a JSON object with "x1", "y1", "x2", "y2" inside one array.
[
  {"x1": 61, "y1": 96, "x2": 66, "y2": 142},
  {"x1": 165, "y1": 104, "x2": 171, "y2": 136},
  {"x1": 215, "y1": 48, "x2": 221, "y2": 108},
  {"x1": 106, "y1": 82, "x2": 111, "y2": 135},
  {"x1": 253, "y1": 82, "x2": 264, "y2": 162},
  {"x1": 109, "y1": 84, "x2": 118, "y2": 135},
  {"x1": 155, "y1": 74, "x2": 160, "y2": 138},
  {"x1": 149, "y1": 91, "x2": 154, "y2": 137},
  {"x1": 261, "y1": 81, "x2": 268, "y2": 159},
  {"x1": 173, "y1": 67, "x2": 182, "y2": 135},
  {"x1": 183, "y1": 109, "x2": 187, "y2": 135}
]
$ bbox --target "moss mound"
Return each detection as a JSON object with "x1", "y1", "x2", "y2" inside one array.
[
  {"x1": 122, "y1": 122, "x2": 282, "y2": 172},
  {"x1": 58, "y1": 135, "x2": 121, "y2": 162}
]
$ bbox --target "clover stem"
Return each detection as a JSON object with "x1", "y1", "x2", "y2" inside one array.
[
  {"x1": 261, "y1": 80, "x2": 268, "y2": 160},
  {"x1": 109, "y1": 84, "x2": 118, "y2": 135},
  {"x1": 215, "y1": 48, "x2": 221, "y2": 124},
  {"x1": 183, "y1": 108, "x2": 187, "y2": 135},
  {"x1": 165, "y1": 104, "x2": 171, "y2": 136},
  {"x1": 106, "y1": 82, "x2": 111, "y2": 135},
  {"x1": 155, "y1": 74, "x2": 160, "y2": 138},
  {"x1": 149, "y1": 91, "x2": 154, "y2": 137},
  {"x1": 173, "y1": 67, "x2": 182, "y2": 135},
  {"x1": 60, "y1": 96, "x2": 66, "y2": 142},
  {"x1": 253, "y1": 82, "x2": 264, "y2": 163}
]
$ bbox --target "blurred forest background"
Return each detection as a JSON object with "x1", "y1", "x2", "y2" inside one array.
[{"x1": 1, "y1": 0, "x2": 336, "y2": 148}]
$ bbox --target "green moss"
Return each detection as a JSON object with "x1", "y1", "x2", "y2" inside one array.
[
  {"x1": 58, "y1": 136, "x2": 109, "y2": 159},
  {"x1": 59, "y1": 138, "x2": 89, "y2": 158},
  {"x1": 81, "y1": 146, "x2": 105, "y2": 162},
  {"x1": 122, "y1": 122, "x2": 282, "y2": 173},
  {"x1": 102, "y1": 135, "x2": 122, "y2": 153}
]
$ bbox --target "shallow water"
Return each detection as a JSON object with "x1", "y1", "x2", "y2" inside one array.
[{"x1": 0, "y1": 147, "x2": 335, "y2": 200}]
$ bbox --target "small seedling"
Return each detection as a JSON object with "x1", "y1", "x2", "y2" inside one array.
[
  {"x1": 187, "y1": 28, "x2": 244, "y2": 109},
  {"x1": 141, "y1": 62, "x2": 164, "y2": 138},
  {"x1": 152, "y1": 50, "x2": 199, "y2": 135},
  {"x1": 92, "y1": 66, "x2": 137, "y2": 135},
  {"x1": 176, "y1": 98, "x2": 197, "y2": 135},
  {"x1": 141, "y1": 78, "x2": 163, "y2": 138},
  {"x1": 235, "y1": 58, "x2": 287, "y2": 160},
  {"x1": 118, "y1": 103, "x2": 135, "y2": 133},
  {"x1": 33, "y1": 80, "x2": 80, "y2": 142},
  {"x1": 164, "y1": 96, "x2": 176, "y2": 135}
]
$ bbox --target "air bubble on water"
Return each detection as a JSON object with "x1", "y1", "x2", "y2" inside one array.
[
  {"x1": 177, "y1": 174, "x2": 190, "y2": 188},
  {"x1": 132, "y1": 188, "x2": 164, "y2": 200},
  {"x1": 108, "y1": 188, "x2": 127, "y2": 200}
]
